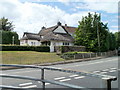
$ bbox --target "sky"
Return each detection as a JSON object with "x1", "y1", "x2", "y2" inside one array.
[{"x1": 0, "y1": 0, "x2": 119, "y2": 38}]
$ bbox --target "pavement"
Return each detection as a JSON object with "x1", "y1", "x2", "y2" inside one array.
[{"x1": 1, "y1": 56, "x2": 119, "y2": 89}]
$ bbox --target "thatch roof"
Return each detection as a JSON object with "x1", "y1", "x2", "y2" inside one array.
[
  {"x1": 20, "y1": 32, "x2": 41, "y2": 41},
  {"x1": 38, "y1": 25, "x2": 77, "y2": 36},
  {"x1": 41, "y1": 32, "x2": 74, "y2": 42}
]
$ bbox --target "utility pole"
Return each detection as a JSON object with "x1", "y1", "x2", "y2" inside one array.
[{"x1": 97, "y1": 14, "x2": 100, "y2": 53}]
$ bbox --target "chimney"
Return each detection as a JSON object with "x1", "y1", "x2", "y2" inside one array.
[
  {"x1": 41, "y1": 26, "x2": 46, "y2": 30},
  {"x1": 65, "y1": 24, "x2": 67, "y2": 27},
  {"x1": 57, "y1": 22, "x2": 61, "y2": 26}
]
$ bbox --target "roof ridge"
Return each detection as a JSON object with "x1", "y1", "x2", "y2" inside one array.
[{"x1": 24, "y1": 32, "x2": 38, "y2": 35}]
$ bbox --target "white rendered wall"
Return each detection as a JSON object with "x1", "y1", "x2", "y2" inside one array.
[
  {"x1": 50, "y1": 41, "x2": 74, "y2": 52},
  {"x1": 20, "y1": 40, "x2": 41, "y2": 46}
]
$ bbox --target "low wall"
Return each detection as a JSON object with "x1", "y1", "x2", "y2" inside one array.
[
  {"x1": 61, "y1": 50, "x2": 117, "y2": 60},
  {"x1": 55, "y1": 46, "x2": 86, "y2": 54}
]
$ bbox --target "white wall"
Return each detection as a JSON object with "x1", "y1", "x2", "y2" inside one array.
[
  {"x1": 50, "y1": 41, "x2": 74, "y2": 52},
  {"x1": 20, "y1": 40, "x2": 41, "y2": 46},
  {"x1": 53, "y1": 26, "x2": 67, "y2": 33}
]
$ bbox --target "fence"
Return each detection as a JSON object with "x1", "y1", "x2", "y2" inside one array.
[
  {"x1": 0, "y1": 64, "x2": 117, "y2": 90},
  {"x1": 62, "y1": 50, "x2": 117, "y2": 60}
]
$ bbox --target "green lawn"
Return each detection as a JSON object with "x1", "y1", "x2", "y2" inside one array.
[{"x1": 1, "y1": 51, "x2": 64, "y2": 65}]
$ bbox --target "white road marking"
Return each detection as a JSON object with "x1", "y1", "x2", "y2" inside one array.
[
  {"x1": 69, "y1": 75, "x2": 79, "y2": 77},
  {"x1": 45, "y1": 83, "x2": 50, "y2": 85},
  {"x1": 54, "y1": 77, "x2": 65, "y2": 80},
  {"x1": 38, "y1": 81, "x2": 41, "y2": 83},
  {"x1": 74, "y1": 76, "x2": 85, "y2": 79},
  {"x1": 19, "y1": 82, "x2": 32, "y2": 86},
  {"x1": 92, "y1": 71, "x2": 100, "y2": 73},
  {"x1": 102, "y1": 69, "x2": 109, "y2": 72},
  {"x1": 110, "y1": 68, "x2": 117, "y2": 70},
  {"x1": 109, "y1": 70, "x2": 117, "y2": 72},
  {"x1": 100, "y1": 72, "x2": 107, "y2": 74},
  {"x1": 59, "y1": 78, "x2": 71, "y2": 82},
  {"x1": 21, "y1": 85, "x2": 37, "y2": 88}
]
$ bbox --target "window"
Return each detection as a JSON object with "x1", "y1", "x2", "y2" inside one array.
[
  {"x1": 31, "y1": 42, "x2": 33, "y2": 46},
  {"x1": 25, "y1": 40, "x2": 28, "y2": 43},
  {"x1": 34, "y1": 42, "x2": 35, "y2": 45},
  {"x1": 63, "y1": 42, "x2": 69, "y2": 46}
]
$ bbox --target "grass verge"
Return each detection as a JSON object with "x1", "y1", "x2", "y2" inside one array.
[{"x1": 1, "y1": 51, "x2": 64, "y2": 65}]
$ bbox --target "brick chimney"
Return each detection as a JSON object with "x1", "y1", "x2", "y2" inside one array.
[
  {"x1": 57, "y1": 22, "x2": 61, "y2": 26},
  {"x1": 65, "y1": 24, "x2": 67, "y2": 27}
]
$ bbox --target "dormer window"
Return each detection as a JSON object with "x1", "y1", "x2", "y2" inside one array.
[{"x1": 41, "y1": 36, "x2": 44, "y2": 38}]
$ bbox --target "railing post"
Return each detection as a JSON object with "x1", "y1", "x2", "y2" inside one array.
[
  {"x1": 101, "y1": 77, "x2": 110, "y2": 90},
  {"x1": 96, "y1": 53, "x2": 97, "y2": 57},
  {"x1": 101, "y1": 77, "x2": 117, "y2": 90},
  {"x1": 82, "y1": 53, "x2": 84, "y2": 59},
  {"x1": 90, "y1": 53, "x2": 91, "y2": 59},
  {"x1": 41, "y1": 68, "x2": 45, "y2": 90}
]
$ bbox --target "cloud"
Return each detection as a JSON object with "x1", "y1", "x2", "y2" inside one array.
[
  {"x1": 109, "y1": 29, "x2": 118, "y2": 33},
  {"x1": 111, "y1": 25, "x2": 120, "y2": 28},
  {"x1": 58, "y1": 0, "x2": 119, "y2": 13},
  {"x1": 0, "y1": 0, "x2": 89, "y2": 38}
]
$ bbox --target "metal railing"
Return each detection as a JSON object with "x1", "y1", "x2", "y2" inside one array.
[{"x1": 0, "y1": 64, "x2": 117, "y2": 90}]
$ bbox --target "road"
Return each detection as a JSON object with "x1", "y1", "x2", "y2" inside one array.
[{"x1": 1, "y1": 56, "x2": 119, "y2": 89}]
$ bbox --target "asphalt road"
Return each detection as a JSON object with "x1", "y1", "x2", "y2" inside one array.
[{"x1": 1, "y1": 56, "x2": 119, "y2": 89}]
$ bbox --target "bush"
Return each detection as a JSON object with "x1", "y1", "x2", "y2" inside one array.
[
  {"x1": 0, "y1": 31, "x2": 19, "y2": 45},
  {"x1": 1, "y1": 46, "x2": 50, "y2": 52}
]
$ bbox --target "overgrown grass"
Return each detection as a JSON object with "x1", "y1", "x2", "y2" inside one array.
[{"x1": 1, "y1": 51, "x2": 64, "y2": 64}]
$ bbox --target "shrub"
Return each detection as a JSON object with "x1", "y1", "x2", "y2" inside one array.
[
  {"x1": 0, "y1": 31, "x2": 19, "y2": 45},
  {"x1": 1, "y1": 46, "x2": 50, "y2": 52}
]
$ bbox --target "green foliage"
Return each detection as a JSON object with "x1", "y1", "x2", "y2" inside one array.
[
  {"x1": 0, "y1": 17, "x2": 19, "y2": 45},
  {"x1": 74, "y1": 12, "x2": 116, "y2": 52},
  {"x1": 114, "y1": 32, "x2": 120, "y2": 48},
  {"x1": 1, "y1": 46, "x2": 50, "y2": 52},
  {"x1": 0, "y1": 31, "x2": 19, "y2": 45},
  {"x1": 0, "y1": 17, "x2": 14, "y2": 31}
]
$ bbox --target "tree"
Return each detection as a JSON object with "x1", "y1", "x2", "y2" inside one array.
[
  {"x1": 0, "y1": 17, "x2": 14, "y2": 31},
  {"x1": 114, "y1": 32, "x2": 120, "y2": 48},
  {"x1": 0, "y1": 17, "x2": 19, "y2": 45},
  {"x1": 74, "y1": 12, "x2": 114, "y2": 52}
]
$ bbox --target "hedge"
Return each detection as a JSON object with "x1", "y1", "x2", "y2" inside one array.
[
  {"x1": 1, "y1": 46, "x2": 50, "y2": 52},
  {"x1": 0, "y1": 31, "x2": 20, "y2": 45}
]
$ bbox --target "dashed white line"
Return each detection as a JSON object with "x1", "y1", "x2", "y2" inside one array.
[
  {"x1": 110, "y1": 68, "x2": 117, "y2": 70},
  {"x1": 59, "y1": 78, "x2": 71, "y2": 82},
  {"x1": 38, "y1": 81, "x2": 41, "y2": 84},
  {"x1": 54, "y1": 77, "x2": 65, "y2": 80},
  {"x1": 102, "y1": 69, "x2": 109, "y2": 72},
  {"x1": 19, "y1": 82, "x2": 32, "y2": 86},
  {"x1": 109, "y1": 70, "x2": 117, "y2": 72},
  {"x1": 100, "y1": 72, "x2": 107, "y2": 74},
  {"x1": 69, "y1": 75, "x2": 79, "y2": 77},
  {"x1": 45, "y1": 83, "x2": 50, "y2": 85},
  {"x1": 92, "y1": 71, "x2": 100, "y2": 73},
  {"x1": 74, "y1": 76, "x2": 85, "y2": 79},
  {"x1": 21, "y1": 85, "x2": 37, "y2": 88}
]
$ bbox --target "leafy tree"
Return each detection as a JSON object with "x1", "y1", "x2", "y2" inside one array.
[
  {"x1": 0, "y1": 17, "x2": 19, "y2": 45},
  {"x1": 114, "y1": 32, "x2": 120, "y2": 48},
  {"x1": 74, "y1": 12, "x2": 115, "y2": 52},
  {"x1": 0, "y1": 17, "x2": 14, "y2": 31},
  {"x1": 0, "y1": 31, "x2": 19, "y2": 45}
]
